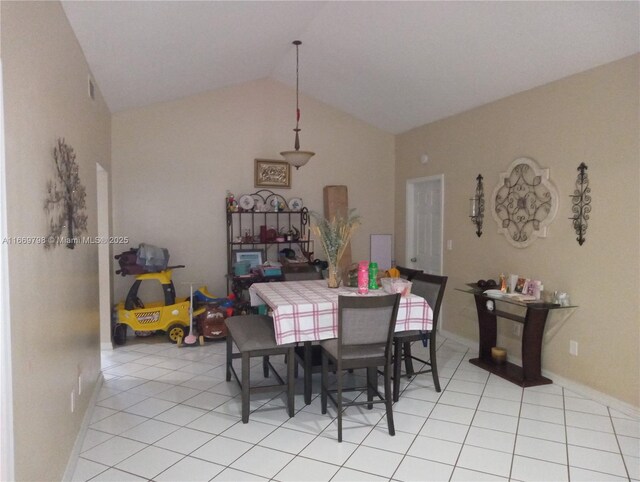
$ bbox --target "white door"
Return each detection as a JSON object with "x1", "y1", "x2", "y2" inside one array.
[{"x1": 406, "y1": 175, "x2": 443, "y2": 275}]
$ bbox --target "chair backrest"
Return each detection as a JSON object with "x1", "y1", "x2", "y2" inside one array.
[
  {"x1": 395, "y1": 266, "x2": 423, "y2": 281},
  {"x1": 282, "y1": 268, "x2": 323, "y2": 281},
  {"x1": 337, "y1": 294, "x2": 401, "y2": 356},
  {"x1": 410, "y1": 272, "x2": 448, "y2": 330}
]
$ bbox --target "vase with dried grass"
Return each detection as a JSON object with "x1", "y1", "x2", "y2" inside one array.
[{"x1": 311, "y1": 209, "x2": 360, "y2": 288}]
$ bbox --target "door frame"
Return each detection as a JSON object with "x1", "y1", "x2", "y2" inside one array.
[{"x1": 405, "y1": 174, "x2": 444, "y2": 275}]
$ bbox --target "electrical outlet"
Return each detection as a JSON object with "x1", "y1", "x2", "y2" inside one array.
[
  {"x1": 513, "y1": 324, "x2": 522, "y2": 337},
  {"x1": 447, "y1": 240, "x2": 453, "y2": 250},
  {"x1": 70, "y1": 390, "x2": 75, "y2": 413},
  {"x1": 570, "y1": 340, "x2": 579, "y2": 356}
]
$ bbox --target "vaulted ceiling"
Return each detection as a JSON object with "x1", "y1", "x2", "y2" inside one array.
[{"x1": 62, "y1": 1, "x2": 639, "y2": 134}]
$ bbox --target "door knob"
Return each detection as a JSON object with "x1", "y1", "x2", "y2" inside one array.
[{"x1": 410, "y1": 257, "x2": 417, "y2": 262}]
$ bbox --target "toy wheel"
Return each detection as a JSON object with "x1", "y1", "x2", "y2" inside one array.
[
  {"x1": 113, "y1": 324, "x2": 127, "y2": 346},
  {"x1": 167, "y1": 324, "x2": 188, "y2": 343}
]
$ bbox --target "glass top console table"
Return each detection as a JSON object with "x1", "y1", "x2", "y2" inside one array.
[{"x1": 458, "y1": 284, "x2": 576, "y2": 387}]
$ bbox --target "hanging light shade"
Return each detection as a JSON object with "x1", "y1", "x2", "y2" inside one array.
[{"x1": 281, "y1": 40, "x2": 315, "y2": 169}]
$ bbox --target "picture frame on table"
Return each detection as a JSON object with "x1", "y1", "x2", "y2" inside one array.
[
  {"x1": 255, "y1": 159, "x2": 291, "y2": 188},
  {"x1": 514, "y1": 277, "x2": 529, "y2": 294},
  {"x1": 233, "y1": 249, "x2": 265, "y2": 268}
]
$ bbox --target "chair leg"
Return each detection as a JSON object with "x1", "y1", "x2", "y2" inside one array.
[
  {"x1": 303, "y1": 342, "x2": 313, "y2": 405},
  {"x1": 393, "y1": 338, "x2": 402, "y2": 402},
  {"x1": 287, "y1": 347, "x2": 295, "y2": 417},
  {"x1": 384, "y1": 362, "x2": 395, "y2": 436},
  {"x1": 337, "y1": 363, "x2": 343, "y2": 443},
  {"x1": 366, "y1": 366, "x2": 376, "y2": 410},
  {"x1": 241, "y1": 352, "x2": 250, "y2": 423},
  {"x1": 403, "y1": 341, "x2": 415, "y2": 377},
  {"x1": 263, "y1": 355, "x2": 269, "y2": 378},
  {"x1": 321, "y1": 351, "x2": 328, "y2": 414},
  {"x1": 226, "y1": 333, "x2": 233, "y2": 382},
  {"x1": 430, "y1": 332, "x2": 441, "y2": 392}
]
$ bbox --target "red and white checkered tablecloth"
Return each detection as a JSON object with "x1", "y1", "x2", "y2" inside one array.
[{"x1": 249, "y1": 279, "x2": 433, "y2": 345}]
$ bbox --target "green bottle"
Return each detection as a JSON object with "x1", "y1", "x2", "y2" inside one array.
[{"x1": 368, "y1": 262, "x2": 379, "y2": 289}]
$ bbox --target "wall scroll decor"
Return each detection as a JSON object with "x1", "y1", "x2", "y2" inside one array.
[
  {"x1": 491, "y1": 157, "x2": 558, "y2": 248},
  {"x1": 469, "y1": 174, "x2": 484, "y2": 237},
  {"x1": 255, "y1": 159, "x2": 291, "y2": 189},
  {"x1": 569, "y1": 162, "x2": 590, "y2": 245},
  {"x1": 44, "y1": 138, "x2": 87, "y2": 249}
]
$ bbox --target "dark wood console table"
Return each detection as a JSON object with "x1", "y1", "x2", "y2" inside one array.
[{"x1": 459, "y1": 285, "x2": 575, "y2": 387}]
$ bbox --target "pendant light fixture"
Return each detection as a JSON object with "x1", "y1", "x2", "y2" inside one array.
[{"x1": 281, "y1": 40, "x2": 315, "y2": 169}]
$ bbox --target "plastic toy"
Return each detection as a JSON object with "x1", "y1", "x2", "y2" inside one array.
[{"x1": 113, "y1": 268, "x2": 206, "y2": 345}]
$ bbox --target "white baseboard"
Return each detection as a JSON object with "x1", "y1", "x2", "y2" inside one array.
[
  {"x1": 101, "y1": 342, "x2": 113, "y2": 351},
  {"x1": 62, "y1": 373, "x2": 104, "y2": 482},
  {"x1": 438, "y1": 328, "x2": 640, "y2": 419}
]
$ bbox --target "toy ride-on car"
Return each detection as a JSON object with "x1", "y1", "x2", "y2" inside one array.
[{"x1": 113, "y1": 268, "x2": 206, "y2": 345}]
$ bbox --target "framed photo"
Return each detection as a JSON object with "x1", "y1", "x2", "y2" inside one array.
[
  {"x1": 233, "y1": 249, "x2": 264, "y2": 268},
  {"x1": 255, "y1": 159, "x2": 291, "y2": 189},
  {"x1": 514, "y1": 277, "x2": 529, "y2": 294}
]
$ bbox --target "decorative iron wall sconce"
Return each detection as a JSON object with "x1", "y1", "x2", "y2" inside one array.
[
  {"x1": 570, "y1": 162, "x2": 590, "y2": 246},
  {"x1": 469, "y1": 174, "x2": 484, "y2": 237}
]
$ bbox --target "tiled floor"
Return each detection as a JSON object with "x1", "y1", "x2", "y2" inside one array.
[{"x1": 72, "y1": 335, "x2": 639, "y2": 481}]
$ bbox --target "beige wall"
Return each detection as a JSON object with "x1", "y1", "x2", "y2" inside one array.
[
  {"x1": 395, "y1": 55, "x2": 640, "y2": 408},
  {"x1": 112, "y1": 78, "x2": 395, "y2": 301},
  {"x1": 1, "y1": 1, "x2": 111, "y2": 480}
]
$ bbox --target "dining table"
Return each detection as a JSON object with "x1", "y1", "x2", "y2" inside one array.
[{"x1": 248, "y1": 279, "x2": 433, "y2": 404}]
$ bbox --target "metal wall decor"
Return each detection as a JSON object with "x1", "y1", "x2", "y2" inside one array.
[
  {"x1": 469, "y1": 174, "x2": 484, "y2": 237},
  {"x1": 569, "y1": 162, "x2": 590, "y2": 245},
  {"x1": 44, "y1": 138, "x2": 87, "y2": 249},
  {"x1": 491, "y1": 157, "x2": 558, "y2": 248}
]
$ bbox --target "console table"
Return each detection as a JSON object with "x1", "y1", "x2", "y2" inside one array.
[{"x1": 459, "y1": 285, "x2": 575, "y2": 387}]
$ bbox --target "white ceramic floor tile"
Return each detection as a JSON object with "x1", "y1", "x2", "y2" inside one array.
[
  {"x1": 71, "y1": 458, "x2": 109, "y2": 482},
  {"x1": 186, "y1": 410, "x2": 240, "y2": 435},
  {"x1": 407, "y1": 434, "x2": 462, "y2": 465},
  {"x1": 231, "y1": 445, "x2": 295, "y2": 479},
  {"x1": 154, "y1": 455, "x2": 225, "y2": 481},
  {"x1": 392, "y1": 454, "x2": 454, "y2": 481},
  {"x1": 299, "y1": 434, "x2": 358, "y2": 465},
  {"x1": 258, "y1": 426, "x2": 316, "y2": 455},
  {"x1": 343, "y1": 445, "x2": 404, "y2": 478},
  {"x1": 568, "y1": 444, "x2": 628, "y2": 477},
  {"x1": 221, "y1": 418, "x2": 277, "y2": 444},
  {"x1": 124, "y1": 397, "x2": 176, "y2": 417},
  {"x1": 119, "y1": 418, "x2": 179, "y2": 444},
  {"x1": 89, "y1": 467, "x2": 148, "y2": 481},
  {"x1": 70, "y1": 338, "x2": 636, "y2": 482},
  {"x1": 511, "y1": 455, "x2": 569, "y2": 481},
  {"x1": 89, "y1": 412, "x2": 148, "y2": 436},
  {"x1": 569, "y1": 466, "x2": 631, "y2": 481},
  {"x1": 465, "y1": 426, "x2": 515, "y2": 454},
  {"x1": 515, "y1": 434, "x2": 567, "y2": 464},
  {"x1": 80, "y1": 436, "x2": 147, "y2": 466},
  {"x1": 331, "y1": 467, "x2": 388, "y2": 481},
  {"x1": 191, "y1": 436, "x2": 253, "y2": 466},
  {"x1": 457, "y1": 445, "x2": 512, "y2": 478},
  {"x1": 273, "y1": 455, "x2": 340, "y2": 481},
  {"x1": 471, "y1": 410, "x2": 519, "y2": 434},
  {"x1": 115, "y1": 445, "x2": 184, "y2": 479},
  {"x1": 212, "y1": 467, "x2": 268, "y2": 481},
  {"x1": 418, "y1": 418, "x2": 469, "y2": 443},
  {"x1": 450, "y1": 466, "x2": 509, "y2": 481},
  {"x1": 153, "y1": 427, "x2": 215, "y2": 454},
  {"x1": 154, "y1": 404, "x2": 208, "y2": 425}
]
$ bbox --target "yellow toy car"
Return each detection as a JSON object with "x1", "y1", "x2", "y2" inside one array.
[{"x1": 113, "y1": 269, "x2": 205, "y2": 345}]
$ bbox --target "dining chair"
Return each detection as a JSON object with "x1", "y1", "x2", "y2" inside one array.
[
  {"x1": 392, "y1": 272, "x2": 448, "y2": 401},
  {"x1": 395, "y1": 265, "x2": 423, "y2": 281},
  {"x1": 320, "y1": 294, "x2": 401, "y2": 442},
  {"x1": 282, "y1": 267, "x2": 327, "y2": 404},
  {"x1": 225, "y1": 314, "x2": 296, "y2": 423}
]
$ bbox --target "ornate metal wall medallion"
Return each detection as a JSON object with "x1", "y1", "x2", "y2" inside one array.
[
  {"x1": 469, "y1": 174, "x2": 484, "y2": 237},
  {"x1": 44, "y1": 138, "x2": 87, "y2": 249},
  {"x1": 491, "y1": 157, "x2": 558, "y2": 248},
  {"x1": 569, "y1": 162, "x2": 590, "y2": 246}
]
